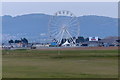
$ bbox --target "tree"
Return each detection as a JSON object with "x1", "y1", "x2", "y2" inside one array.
[
  {"x1": 8, "y1": 40, "x2": 14, "y2": 44},
  {"x1": 98, "y1": 38, "x2": 101, "y2": 41},
  {"x1": 85, "y1": 38, "x2": 89, "y2": 41},
  {"x1": 76, "y1": 36, "x2": 85, "y2": 43},
  {"x1": 116, "y1": 40, "x2": 120, "y2": 43},
  {"x1": 21, "y1": 38, "x2": 28, "y2": 44},
  {"x1": 15, "y1": 40, "x2": 21, "y2": 43},
  {"x1": 73, "y1": 37, "x2": 76, "y2": 39}
]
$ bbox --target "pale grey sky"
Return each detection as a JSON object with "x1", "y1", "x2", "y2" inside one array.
[{"x1": 2, "y1": 2, "x2": 118, "y2": 18}]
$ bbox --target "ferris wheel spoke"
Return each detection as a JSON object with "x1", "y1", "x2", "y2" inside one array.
[
  {"x1": 50, "y1": 18, "x2": 61, "y2": 24},
  {"x1": 68, "y1": 25, "x2": 78, "y2": 29},
  {"x1": 69, "y1": 28, "x2": 78, "y2": 33},
  {"x1": 51, "y1": 31, "x2": 59, "y2": 36},
  {"x1": 55, "y1": 31, "x2": 62, "y2": 38},
  {"x1": 69, "y1": 29, "x2": 77, "y2": 34},
  {"x1": 50, "y1": 29, "x2": 60, "y2": 35},
  {"x1": 55, "y1": 29, "x2": 63, "y2": 39},
  {"x1": 68, "y1": 23, "x2": 79, "y2": 28},
  {"x1": 65, "y1": 17, "x2": 75, "y2": 26},
  {"x1": 49, "y1": 30, "x2": 58, "y2": 34},
  {"x1": 68, "y1": 17, "x2": 77, "y2": 23},
  {"x1": 51, "y1": 23, "x2": 61, "y2": 28},
  {"x1": 69, "y1": 19, "x2": 78, "y2": 25},
  {"x1": 65, "y1": 18, "x2": 78, "y2": 28},
  {"x1": 57, "y1": 30, "x2": 65, "y2": 43},
  {"x1": 68, "y1": 17, "x2": 76, "y2": 22},
  {"x1": 51, "y1": 19, "x2": 59, "y2": 24},
  {"x1": 49, "y1": 22, "x2": 60, "y2": 27},
  {"x1": 49, "y1": 30, "x2": 59, "y2": 36},
  {"x1": 69, "y1": 31, "x2": 78, "y2": 37}
]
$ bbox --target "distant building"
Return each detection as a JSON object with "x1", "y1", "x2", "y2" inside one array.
[
  {"x1": 99, "y1": 37, "x2": 119, "y2": 47},
  {"x1": 81, "y1": 41, "x2": 100, "y2": 47}
]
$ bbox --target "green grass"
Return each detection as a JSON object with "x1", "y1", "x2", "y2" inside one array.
[{"x1": 2, "y1": 49, "x2": 118, "y2": 78}]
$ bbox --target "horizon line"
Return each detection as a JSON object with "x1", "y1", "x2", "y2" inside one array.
[{"x1": 1, "y1": 13, "x2": 118, "y2": 18}]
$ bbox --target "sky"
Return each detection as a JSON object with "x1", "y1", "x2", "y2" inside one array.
[{"x1": 1, "y1": 2, "x2": 118, "y2": 18}]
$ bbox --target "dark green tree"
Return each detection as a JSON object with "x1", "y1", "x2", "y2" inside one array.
[
  {"x1": 76, "y1": 36, "x2": 85, "y2": 43},
  {"x1": 21, "y1": 38, "x2": 28, "y2": 44},
  {"x1": 8, "y1": 40, "x2": 14, "y2": 44},
  {"x1": 15, "y1": 40, "x2": 21, "y2": 43},
  {"x1": 98, "y1": 38, "x2": 101, "y2": 41},
  {"x1": 85, "y1": 37, "x2": 89, "y2": 41}
]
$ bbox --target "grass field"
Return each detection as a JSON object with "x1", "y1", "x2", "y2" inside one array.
[{"x1": 2, "y1": 49, "x2": 118, "y2": 78}]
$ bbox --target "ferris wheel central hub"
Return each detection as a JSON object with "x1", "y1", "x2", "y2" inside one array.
[{"x1": 62, "y1": 26, "x2": 67, "y2": 30}]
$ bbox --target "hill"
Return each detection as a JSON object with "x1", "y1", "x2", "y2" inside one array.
[{"x1": 2, "y1": 14, "x2": 118, "y2": 42}]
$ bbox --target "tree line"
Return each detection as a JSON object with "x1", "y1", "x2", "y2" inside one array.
[{"x1": 8, "y1": 38, "x2": 28, "y2": 44}]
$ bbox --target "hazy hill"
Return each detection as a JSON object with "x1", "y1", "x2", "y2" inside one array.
[{"x1": 2, "y1": 14, "x2": 118, "y2": 41}]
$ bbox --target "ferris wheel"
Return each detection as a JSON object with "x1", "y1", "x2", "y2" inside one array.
[{"x1": 48, "y1": 10, "x2": 80, "y2": 45}]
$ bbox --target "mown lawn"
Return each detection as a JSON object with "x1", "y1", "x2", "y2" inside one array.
[{"x1": 2, "y1": 49, "x2": 118, "y2": 78}]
